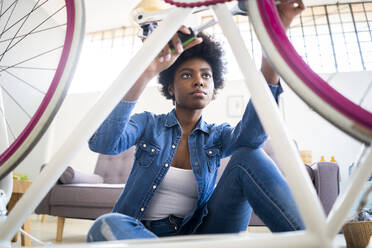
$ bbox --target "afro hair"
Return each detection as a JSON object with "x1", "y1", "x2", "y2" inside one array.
[{"x1": 158, "y1": 32, "x2": 226, "y2": 102}]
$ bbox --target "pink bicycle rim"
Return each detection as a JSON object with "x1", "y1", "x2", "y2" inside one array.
[
  {"x1": 257, "y1": 0, "x2": 372, "y2": 132},
  {"x1": 0, "y1": 0, "x2": 75, "y2": 166},
  {"x1": 164, "y1": 0, "x2": 233, "y2": 8}
]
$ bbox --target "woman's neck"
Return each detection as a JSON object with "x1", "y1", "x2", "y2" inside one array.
[{"x1": 174, "y1": 107, "x2": 202, "y2": 133}]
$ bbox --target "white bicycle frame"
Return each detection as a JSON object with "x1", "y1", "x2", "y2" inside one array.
[
  {"x1": 0, "y1": 87, "x2": 12, "y2": 248},
  {"x1": 0, "y1": 86, "x2": 11, "y2": 204},
  {"x1": 0, "y1": 1, "x2": 371, "y2": 247},
  {"x1": 0, "y1": 86, "x2": 11, "y2": 228}
]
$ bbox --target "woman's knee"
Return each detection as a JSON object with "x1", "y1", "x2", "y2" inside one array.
[
  {"x1": 87, "y1": 213, "x2": 144, "y2": 242},
  {"x1": 225, "y1": 146, "x2": 283, "y2": 188},
  {"x1": 229, "y1": 146, "x2": 272, "y2": 169}
]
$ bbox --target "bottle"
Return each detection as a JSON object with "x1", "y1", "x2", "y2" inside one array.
[
  {"x1": 320, "y1": 156, "x2": 325, "y2": 162},
  {"x1": 348, "y1": 163, "x2": 354, "y2": 175},
  {"x1": 331, "y1": 156, "x2": 341, "y2": 181}
]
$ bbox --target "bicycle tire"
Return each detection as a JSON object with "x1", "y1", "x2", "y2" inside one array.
[
  {"x1": 248, "y1": 0, "x2": 372, "y2": 144},
  {"x1": 0, "y1": 0, "x2": 85, "y2": 180}
]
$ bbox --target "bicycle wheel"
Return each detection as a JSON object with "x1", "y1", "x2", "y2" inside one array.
[
  {"x1": 0, "y1": 0, "x2": 85, "y2": 180},
  {"x1": 248, "y1": 0, "x2": 372, "y2": 144}
]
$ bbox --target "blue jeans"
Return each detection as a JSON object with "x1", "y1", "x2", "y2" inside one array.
[{"x1": 87, "y1": 147, "x2": 305, "y2": 242}]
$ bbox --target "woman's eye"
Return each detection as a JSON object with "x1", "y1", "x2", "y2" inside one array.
[
  {"x1": 202, "y1": 73, "x2": 212, "y2": 79},
  {"x1": 181, "y1": 73, "x2": 192, "y2": 79}
]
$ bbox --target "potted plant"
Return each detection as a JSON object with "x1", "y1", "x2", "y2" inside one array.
[{"x1": 343, "y1": 184, "x2": 372, "y2": 248}]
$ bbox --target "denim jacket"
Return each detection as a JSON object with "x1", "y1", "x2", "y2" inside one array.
[{"x1": 88, "y1": 84, "x2": 283, "y2": 234}]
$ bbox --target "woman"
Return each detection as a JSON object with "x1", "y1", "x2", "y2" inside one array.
[{"x1": 87, "y1": 0, "x2": 305, "y2": 241}]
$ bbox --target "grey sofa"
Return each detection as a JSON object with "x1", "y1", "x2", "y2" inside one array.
[{"x1": 35, "y1": 145, "x2": 340, "y2": 241}]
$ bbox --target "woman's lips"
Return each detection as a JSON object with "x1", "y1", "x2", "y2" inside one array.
[{"x1": 191, "y1": 90, "x2": 207, "y2": 96}]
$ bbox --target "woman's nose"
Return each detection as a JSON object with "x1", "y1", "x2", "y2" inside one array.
[{"x1": 194, "y1": 77, "x2": 204, "y2": 87}]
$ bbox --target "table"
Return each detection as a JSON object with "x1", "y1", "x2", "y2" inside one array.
[{"x1": 7, "y1": 179, "x2": 32, "y2": 246}]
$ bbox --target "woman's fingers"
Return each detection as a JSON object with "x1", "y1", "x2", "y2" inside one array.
[
  {"x1": 164, "y1": 46, "x2": 171, "y2": 61},
  {"x1": 170, "y1": 25, "x2": 203, "y2": 53},
  {"x1": 179, "y1": 25, "x2": 191, "y2": 35},
  {"x1": 156, "y1": 25, "x2": 202, "y2": 64},
  {"x1": 297, "y1": 0, "x2": 305, "y2": 10},
  {"x1": 149, "y1": 26, "x2": 204, "y2": 73},
  {"x1": 277, "y1": 0, "x2": 304, "y2": 9},
  {"x1": 183, "y1": 37, "x2": 203, "y2": 50},
  {"x1": 170, "y1": 32, "x2": 183, "y2": 54},
  {"x1": 158, "y1": 46, "x2": 171, "y2": 62}
]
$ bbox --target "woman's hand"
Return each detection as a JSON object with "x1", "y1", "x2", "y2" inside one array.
[
  {"x1": 122, "y1": 26, "x2": 202, "y2": 102},
  {"x1": 146, "y1": 26, "x2": 203, "y2": 77},
  {"x1": 276, "y1": 0, "x2": 305, "y2": 29}
]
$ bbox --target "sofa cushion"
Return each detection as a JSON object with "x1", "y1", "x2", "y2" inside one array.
[
  {"x1": 59, "y1": 166, "x2": 104, "y2": 184},
  {"x1": 305, "y1": 164, "x2": 315, "y2": 183},
  {"x1": 50, "y1": 184, "x2": 124, "y2": 208},
  {"x1": 50, "y1": 206, "x2": 113, "y2": 220},
  {"x1": 311, "y1": 162, "x2": 339, "y2": 215},
  {"x1": 94, "y1": 147, "x2": 135, "y2": 184},
  {"x1": 58, "y1": 166, "x2": 74, "y2": 183}
]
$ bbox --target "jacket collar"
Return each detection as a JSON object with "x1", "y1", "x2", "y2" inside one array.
[{"x1": 165, "y1": 109, "x2": 209, "y2": 134}]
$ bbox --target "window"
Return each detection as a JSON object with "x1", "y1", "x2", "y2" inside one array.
[{"x1": 70, "y1": 2, "x2": 372, "y2": 93}]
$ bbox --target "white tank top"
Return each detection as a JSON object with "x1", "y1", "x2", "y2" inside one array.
[{"x1": 142, "y1": 166, "x2": 198, "y2": 220}]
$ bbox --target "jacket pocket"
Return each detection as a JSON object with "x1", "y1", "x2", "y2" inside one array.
[
  {"x1": 135, "y1": 140, "x2": 160, "y2": 167},
  {"x1": 204, "y1": 146, "x2": 220, "y2": 173}
]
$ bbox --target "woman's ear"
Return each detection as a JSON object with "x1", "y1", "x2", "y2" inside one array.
[{"x1": 168, "y1": 85, "x2": 174, "y2": 96}]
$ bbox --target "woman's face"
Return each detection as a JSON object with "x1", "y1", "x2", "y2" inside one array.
[{"x1": 168, "y1": 57, "x2": 214, "y2": 110}]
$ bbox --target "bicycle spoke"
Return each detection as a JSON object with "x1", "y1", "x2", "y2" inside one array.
[
  {"x1": 0, "y1": 65, "x2": 56, "y2": 71},
  {"x1": 1, "y1": 0, "x2": 48, "y2": 37},
  {"x1": 359, "y1": 79, "x2": 372, "y2": 106},
  {"x1": 0, "y1": 1, "x2": 3, "y2": 23},
  {"x1": 0, "y1": 82, "x2": 32, "y2": 119},
  {"x1": 0, "y1": 0, "x2": 16, "y2": 19},
  {"x1": 0, "y1": 0, "x2": 42, "y2": 62},
  {"x1": 0, "y1": 23, "x2": 66, "y2": 44},
  {"x1": 4, "y1": 70, "x2": 46, "y2": 95},
  {"x1": 0, "y1": 0, "x2": 18, "y2": 40},
  {"x1": 0, "y1": 104, "x2": 16, "y2": 141},
  {"x1": 0, "y1": 4, "x2": 65, "y2": 63},
  {"x1": 0, "y1": 45, "x2": 63, "y2": 73}
]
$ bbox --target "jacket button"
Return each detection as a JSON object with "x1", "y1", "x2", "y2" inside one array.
[
  {"x1": 143, "y1": 144, "x2": 147, "y2": 148},
  {"x1": 153, "y1": 185, "x2": 157, "y2": 189},
  {"x1": 140, "y1": 208, "x2": 144, "y2": 212},
  {"x1": 194, "y1": 162, "x2": 199, "y2": 166},
  {"x1": 208, "y1": 151, "x2": 213, "y2": 155},
  {"x1": 151, "y1": 148, "x2": 155, "y2": 153},
  {"x1": 165, "y1": 163, "x2": 169, "y2": 167},
  {"x1": 172, "y1": 145, "x2": 176, "y2": 149}
]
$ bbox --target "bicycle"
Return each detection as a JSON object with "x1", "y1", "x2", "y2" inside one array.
[{"x1": 0, "y1": 0, "x2": 371, "y2": 247}]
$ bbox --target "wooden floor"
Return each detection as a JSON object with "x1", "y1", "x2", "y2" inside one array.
[{"x1": 11, "y1": 215, "x2": 93, "y2": 247}]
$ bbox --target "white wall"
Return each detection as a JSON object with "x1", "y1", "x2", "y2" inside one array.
[
  {"x1": 282, "y1": 71, "x2": 372, "y2": 180},
  {"x1": 14, "y1": 129, "x2": 52, "y2": 180},
  {"x1": 47, "y1": 91, "x2": 103, "y2": 174},
  {"x1": 14, "y1": 91, "x2": 103, "y2": 179}
]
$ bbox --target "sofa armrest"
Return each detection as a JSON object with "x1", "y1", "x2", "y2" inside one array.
[
  {"x1": 35, "y1": 165, "x2": 104, "y2": 217},
  {"x1": 35, "y1": 189, "x2": 52, "y2": 215},
  {"x1": 311, "y1": 162, "x2": 340, "y2": 215},
  {"x1": 59, "y1": 166, "x2": 104, "y2": 184}
]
